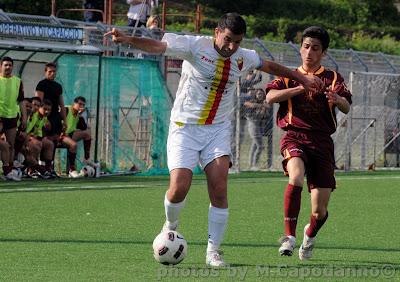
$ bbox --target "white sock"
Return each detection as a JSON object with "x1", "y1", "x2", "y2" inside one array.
[
  {"x1": 207, "y1": 205, "x2": 229, "y2": 253},
  {"x1": 164, "y1": 193, "x2": 185, "y2": 229}
]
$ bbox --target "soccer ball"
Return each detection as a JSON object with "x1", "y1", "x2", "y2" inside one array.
[
  {"x1": 80, "y1": 165, "x2": 95, "y2": 177},
  {"x1": 152, "y1": 230, "x2": 187, "y2": 265},
  {"x1": 15, "y1": 168, "x2": 23, "y2": 178}
]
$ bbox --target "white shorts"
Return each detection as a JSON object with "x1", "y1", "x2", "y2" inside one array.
[{"x1": 167, "y1": 121, "x2": 232, "y2": 172}]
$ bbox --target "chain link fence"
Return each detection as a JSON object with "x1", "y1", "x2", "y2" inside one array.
[{"x1": 1, "y1": 11, "x2": 399, "y2": 172}]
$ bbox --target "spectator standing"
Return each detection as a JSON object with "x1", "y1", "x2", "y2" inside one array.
[
  {"x1": 127, "y1": 0, "x2": 150, "y2": 28},
  {"x1": 0, "y1": 56, "x2": 26, "y2": 181},
  {"x1": 146, "y1": 15, "x2": 160, "y2": 30},
  {"x1": 244, "y1": 88, "x2": 270, "y2": 169},
  {"x1": 35, "y1": 62, "x2": 67, "y2": 176},
  {"x1": 231, "y1": 70, "x2": 262, "y2": 168}
]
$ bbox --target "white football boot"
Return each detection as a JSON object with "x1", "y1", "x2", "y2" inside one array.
[
  {"x1": 206, "y1": 250, "x2": 226, "y2": 267},
  {"x1": 161, "y1": 220, "x2": 178, "y2": 232},
  {"x1": 299, "y1": 224, "x2": 316, "y2": 260},
  {"x1": 279, "y1": 235, "x2": 296, "y2": 256},
  {"x1": 68, "y1": 170, "x2": 80, "y2": 178}
]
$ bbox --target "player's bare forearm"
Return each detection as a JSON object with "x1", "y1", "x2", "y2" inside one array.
[
  {"x1": 19, "y1": 101, "x2": 27, "y2": 120},
  {"x1": 19, "y1": 101, "x2": 27, "y2": 129},
  {"x1": 125, "y1": 36, "x2": 167, "y2": 54},
  {"x1": 266, "y1": 86, "x2": 304, "y2": 104},
  {"x1": 260, "y1": 60, "x2": 322, "y2": 94},
  {"x1": 104, "y1": 28, "x2": 167, "y2": 54},
  {"x1": 335, "y1": 96, "x2": 351, "y2": 114},
  {"x1": 260, "y1": 60, "x2": 304, "y2": 84}
]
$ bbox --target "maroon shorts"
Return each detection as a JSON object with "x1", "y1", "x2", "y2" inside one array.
[{"x1": 280, "y1": 130, "x2": 336, "y2": 191}]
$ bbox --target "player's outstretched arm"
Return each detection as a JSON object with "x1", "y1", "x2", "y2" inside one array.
[
  {"x1": 104, "y1": 28, "x2": 167, "y2": 54},
  {"x1": 266, "y1": 86, "x2": 305, "y2": 104},
  {"x1": 260, "y1": 60, "x2": 322, "y2": 94}
]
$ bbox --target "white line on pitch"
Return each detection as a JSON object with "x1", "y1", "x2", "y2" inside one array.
[{"x1": 0, "y1": 175, "x2": 398, "y2": 193}]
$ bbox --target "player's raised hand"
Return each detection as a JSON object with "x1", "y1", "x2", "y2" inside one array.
[
  {"x1": 325, "y1": 84, "x2": 339, "y2": 106},
  {"x1": 302, "y1": 74, "x2": 324, "y2": 96},
  {"x1": 104, "y1": 28, "x2": 127, "y2": 44}
]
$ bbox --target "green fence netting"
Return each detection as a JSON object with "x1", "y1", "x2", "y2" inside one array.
[{"x1": 56, "y1": 55, "x2": 171, "y2": 174}]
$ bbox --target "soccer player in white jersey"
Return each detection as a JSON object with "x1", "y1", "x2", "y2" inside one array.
[{"x1": 105, "y1": 12, "x2": 322, "y2": 267}]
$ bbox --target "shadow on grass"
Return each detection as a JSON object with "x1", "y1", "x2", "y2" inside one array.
[{"x1": 0, "y1": 238, "x2": 399, "y2": 254}]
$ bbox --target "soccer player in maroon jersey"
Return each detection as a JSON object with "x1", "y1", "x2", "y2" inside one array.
[{"x1": 266, "y1": 26, "x2": 352, "y2": 260}]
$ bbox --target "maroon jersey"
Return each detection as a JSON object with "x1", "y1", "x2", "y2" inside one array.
[{"x1": 266, "y1": 66, "x2": 352, "y2": 135}]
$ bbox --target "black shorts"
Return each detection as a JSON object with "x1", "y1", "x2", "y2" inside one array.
[
  {"x1": 45, "y1": 114, "x2": 63, "y2": 135},
  {"x1": 1, "y1": 117, "x2": 18, "y2": 131}
]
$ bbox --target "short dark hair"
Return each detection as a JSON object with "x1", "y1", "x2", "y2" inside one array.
[
  {"x1": 32, "y1": 96, "x2": 42, "y2": 103},
  {"x1": 74, "y1": 96, "x2": 86, "y2": 103},
  {"x1": 1, "y1": 56, "x2": 13, "y2": 65},
  {"x1": 42, "y1": 99, "x2": 53, "y2": 107},
  {"x1": 217, "y1": 13, "x2": 246, "y2": 35},
  {"x1": 301, "y1": 26, "x2": 330, "y2": 51},
  {"x1": 23, "y1": 97, "x2": 32, "y2": 103},
  {"x1": 45, "y1": 62, "x2": 57, "y2": 70}
]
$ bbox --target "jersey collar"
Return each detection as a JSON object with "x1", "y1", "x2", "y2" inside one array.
[{"x1": 298, "y1": 65, "x2": 325, "y2": 75}]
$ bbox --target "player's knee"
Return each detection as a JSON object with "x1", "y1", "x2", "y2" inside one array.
[
  {"x1": 167, "y1": 187, "x2": 187, "y2": 202},
  {"x1": 69, "y1": 142, "x2": 78, "y2": 152},
  {"x1": 311, "y1": 210, "x2": 327, "y2": 220},
  {"x1": 288, "y1": 176, "x2": 304, "y2": 187}
]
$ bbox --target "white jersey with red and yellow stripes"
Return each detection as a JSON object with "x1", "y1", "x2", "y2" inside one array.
[{"x1": 162, "y1": 33, "x2": 262, "y2": 125}]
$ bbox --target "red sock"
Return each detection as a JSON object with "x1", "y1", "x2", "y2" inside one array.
[
  {"x1": 284, "y1": 184, "x2": 302, "y2": 237},
  {"x1": 306, "y1": 211, "x2": 329, "y2": 238}
]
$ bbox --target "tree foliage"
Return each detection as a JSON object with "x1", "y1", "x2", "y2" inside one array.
[
  {"x1": 1, "y1": 0, "x2": 400, "y2": 54},
  {"x1": 197, "y1": 0, "x2": 400, "y2": 27},
  {"x1": 195, "y1": 0, "x2": 400, "y2": 54}
]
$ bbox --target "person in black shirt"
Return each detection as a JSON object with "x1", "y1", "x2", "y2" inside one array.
[
  {"x1": 35, "y1": 62, "x2": 67, "y2": 135},
  {"x1": 35, "y1": 62, "x2": 68, "y2": 175}
]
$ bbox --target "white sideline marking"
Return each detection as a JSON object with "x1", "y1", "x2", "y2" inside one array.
[
  {"x1": 231, "y1": 175, "x2": 400, "y2": 183},
  {"x1": 0, "y1": 175, "x2": 398, "y2": 193},
  {"x1": 0, "y1": 183, "x2": 154, "y2": 193}
]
